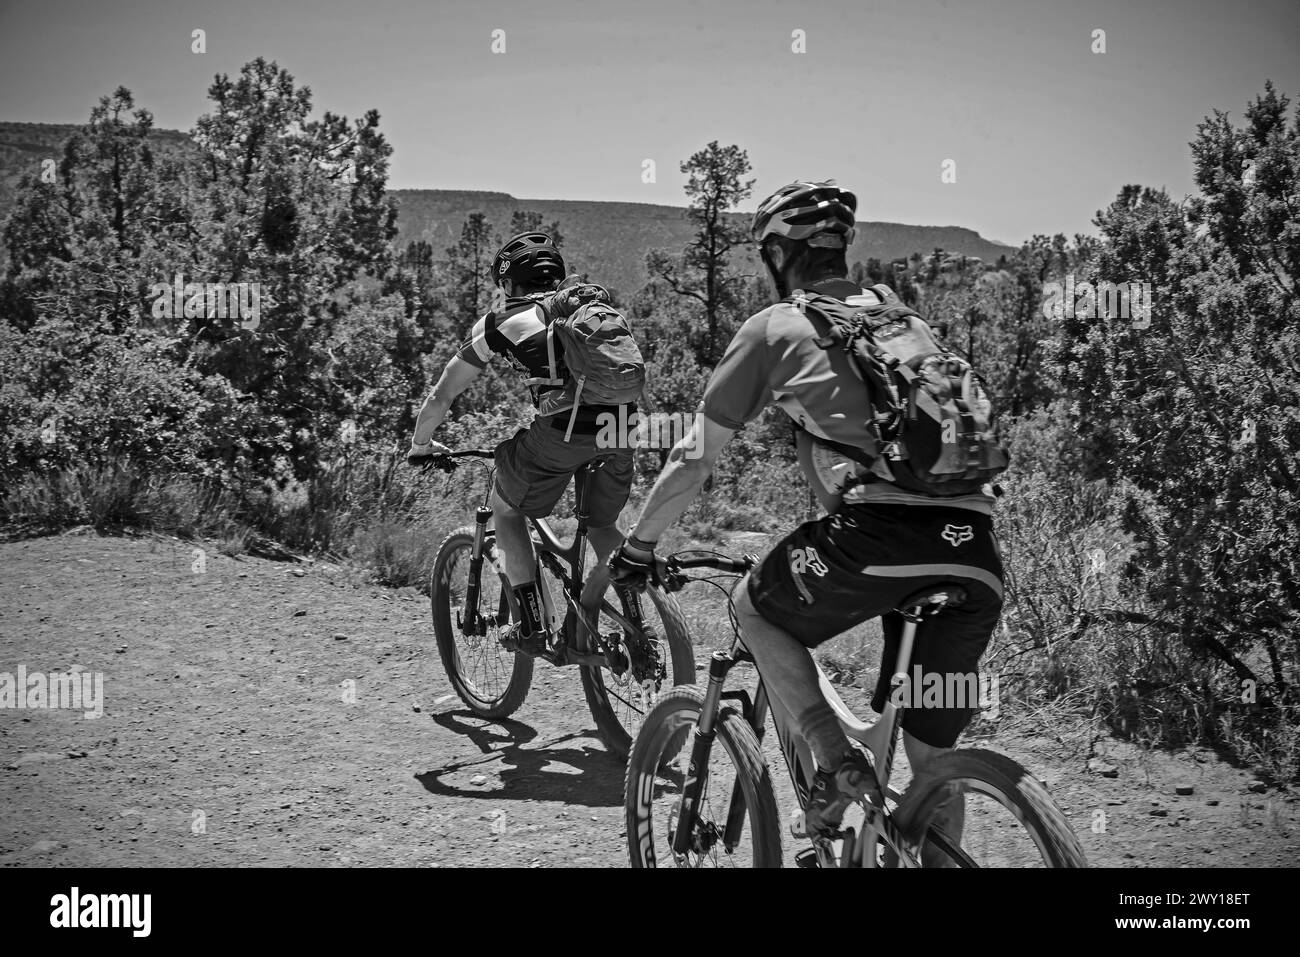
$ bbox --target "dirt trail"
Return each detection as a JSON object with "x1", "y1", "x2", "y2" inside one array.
[{"x1": 1, "y1": 532, "x2": 1295, "y2": 867}]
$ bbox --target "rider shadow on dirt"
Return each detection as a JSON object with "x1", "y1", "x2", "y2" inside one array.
[{"x1": 415, "y1": 710, "x2": 624, "y2": 809}]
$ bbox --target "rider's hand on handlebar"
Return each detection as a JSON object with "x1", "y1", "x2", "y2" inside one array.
[
  {"x1": 407, "y1": 438, "x2": 453, "y2": 469},
  {"x1": 609, "y1": 537, "x2": 658, "y2": 593}
]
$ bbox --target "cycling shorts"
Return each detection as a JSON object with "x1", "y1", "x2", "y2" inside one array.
[
  {"x1": 493, "y1": 418, "x2": 634, "y2": 527},
  {"x1": 747, "y1": 502, "x2": 1004, "y2": 748}
]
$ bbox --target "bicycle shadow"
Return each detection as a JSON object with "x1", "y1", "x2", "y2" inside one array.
[{"x1": 415, "y1": 710, "x2": 624, "y2": 809}]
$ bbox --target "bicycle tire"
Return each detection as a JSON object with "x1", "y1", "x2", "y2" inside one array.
[
  {"x1": 430, "y1": 525, "x2": 533, "y2": 719},
  {"x1": 581, "y1": 585, "x2": 694, "y2": 762},
  {"x1": 891, "y1": 748, "x2": 1088, "y2": 868},
  {"x1": 625, "y1": 686, "x2": 784, "y2": 868}
]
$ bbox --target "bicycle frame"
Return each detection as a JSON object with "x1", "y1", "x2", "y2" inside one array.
[
  {"x1": 675, "y1": 579, "x2": 961, "y2": 868},
  {"x1": 455, "y1": 452, "x2": 649, "y2": 669}
]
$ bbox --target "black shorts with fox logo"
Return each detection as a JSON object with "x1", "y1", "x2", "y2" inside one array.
[{"x1": 747, "y1": 502, "x2": 1004, "y2": 748}]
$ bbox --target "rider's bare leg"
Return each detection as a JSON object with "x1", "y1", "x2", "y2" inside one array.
[
  {"x1": 490, "y1": 488, "x2": 536, "y2": 587},
  {"x1": 579, "y1": 522, "x2": 623, "y2": 616},
  {"x1": 902, "y1": 730, "x2": 965, "y2": 867},
  {"x1": 734, "y1": 585, "x2": 848, "y2": 771}
]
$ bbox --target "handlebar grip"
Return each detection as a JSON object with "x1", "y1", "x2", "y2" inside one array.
[
  {"x1": 409, "y1": 452, "x2": 457, "y2": 472},
  {"x1": 662, "y1": 553, "x2": 758, "y2": 581},
  {"x1": 653, "y1": 557, "x2": 685, "y2": 593}
]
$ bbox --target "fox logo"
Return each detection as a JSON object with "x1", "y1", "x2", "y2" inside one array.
[
  {"x1": 941, "y1": 524, "x2": 974, "y2": 547},
  {"x1": 790, "y1": 546, "x2": 829, "y2": 577}
]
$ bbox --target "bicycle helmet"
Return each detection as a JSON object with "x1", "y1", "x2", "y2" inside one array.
[
  {"x1": 492, "y1": 231, "x2": 565, "y2": 288},
  {"x1": 751, "y1": 180, "x2": 858, "y2": 246}
]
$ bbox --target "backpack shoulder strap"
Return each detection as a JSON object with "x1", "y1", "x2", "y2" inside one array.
[
  {"x1": 866, "y1": 283, "x2": 900, "y2": 304},
  {"x1": 788, "y1": 289, "x2": 906, "y2": 424},
  {"x1": 523, "y1": 300, "x2": 565, "y2": 388},
  {"x1": 786, "y1": 290, "x2": 862, "y2": 348}
]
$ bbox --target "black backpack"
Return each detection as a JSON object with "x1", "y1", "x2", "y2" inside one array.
[{"x1": 790, "y1": 284, "x2": 1009, "y2": 496}]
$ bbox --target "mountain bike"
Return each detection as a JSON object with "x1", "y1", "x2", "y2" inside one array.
[
  {"x1": 625, "y1": 549, "x2": 1089, "y2": 868},
  {"x1": 424, "y1": 448, "x2": 693, "y2": 760}
]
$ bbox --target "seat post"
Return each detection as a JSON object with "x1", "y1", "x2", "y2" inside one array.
[
  {"x1": 573, "y1": 461, "x2": 596, "y2": 535},
  {"x1": 891, "y1": 617, "x2": 920, "y2": 702},
  {"x1": 889, "y1": 585, "x2": 967, "y2": 709}
]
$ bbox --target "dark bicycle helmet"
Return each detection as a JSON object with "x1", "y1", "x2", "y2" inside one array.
[
  {"x1": 751, "y1": 180, "x2": 858, "y2": 246},
  {"x1": 492, "y1": 231, "x2": 565, "y2": 287}
]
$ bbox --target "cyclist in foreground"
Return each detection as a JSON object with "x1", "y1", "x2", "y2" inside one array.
[
  {"x1": 610, "y1": 181, "x2": 1004, "y2": 852},
  {"x1": 407, "y1": 232, "x2": 635, "y2": 654}
]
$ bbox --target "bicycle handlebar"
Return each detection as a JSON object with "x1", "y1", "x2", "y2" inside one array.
[
  {"x1": 411, "y1": 447, "x2": 495, "y2": 472},
  {"x1": 655, "y1": 551, "x2": 757, "y2": 592},
  {"x1": 667, "y1": 553, "x2": 755, "y2": 575}
]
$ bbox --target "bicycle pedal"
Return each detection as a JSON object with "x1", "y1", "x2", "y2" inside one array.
[
  {"x1": 794, "y1": 848, "x2": 820, "y2": 869},
  {"x1": 500, "y1": 625, "x2": 551, "y2": 657},
  {"x1": 521, "y1": 636, "x2": 552, "y2": 657},
  {"x1": 791, "y1": 806, "x2": 849, "y2": 842},
  {"x1": 790, "y1": 807, "x2": 810, "y2": 840}
]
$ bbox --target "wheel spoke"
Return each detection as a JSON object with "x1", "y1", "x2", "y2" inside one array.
[{"x1": 437, "y1": 541, "x2": 518, "y2": 706}]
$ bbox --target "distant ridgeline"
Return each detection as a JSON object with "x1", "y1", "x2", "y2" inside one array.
[{"x1": 0, "y1": 122, "x2": 1014, "y2": 294}]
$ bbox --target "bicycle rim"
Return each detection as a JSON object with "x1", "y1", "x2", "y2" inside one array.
[
  {"x1": 893, "y1": 749, "x2": 1088, "y2": 868},
  {"x1": 435, "y1": 534, "x2": 525, "y2": 710},
  {"x1": 582, "y1": 588, "x2": 690, "y2": 759},
  {"x1": 627, "y1": 689, "x2": 781, "y2": 868}
]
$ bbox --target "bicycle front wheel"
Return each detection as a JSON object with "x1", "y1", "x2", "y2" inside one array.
[
  {"x1": 891, "y1": 748, "x2": 1088, "y2": 868},
  {"x1": 430, "y1": 525, "x2": 533, "y2": 719},
  {"x1": 625, "y1": 686, "x2": 783, "y2": 868}
]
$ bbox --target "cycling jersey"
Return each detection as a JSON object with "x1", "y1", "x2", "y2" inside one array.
[
  {"x1": 701, "y1": 277, "x2": 994, "y2": 515},
  {"x1": 456, "y1": 294, "x2": 561, "y2": 400},
  {"x1": 455, "y1": 293, "x2": 623, "y2": 434}
]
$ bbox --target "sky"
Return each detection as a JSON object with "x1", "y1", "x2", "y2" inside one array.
[{"x1": 1, "y1": 0, "x2": 1297, "y2": 244}]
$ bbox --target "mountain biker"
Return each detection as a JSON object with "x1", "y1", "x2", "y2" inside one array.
[
  {"x1": 609, "y1": 181, "x2": 1003, "y2": 855},
  {"x1": 407, "y1": 232, "x2": 635, "y2": 654}
]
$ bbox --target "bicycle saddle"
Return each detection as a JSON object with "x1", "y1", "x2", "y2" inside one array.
[{"x1": 895, "y1": 583, "x2": 968, "y2": 617}]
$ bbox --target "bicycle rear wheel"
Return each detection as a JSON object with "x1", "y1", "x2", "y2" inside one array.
[
  {"x1": 430, "y1": 525, "x2": 533, "y2": 719},
  {"x1": 890, "y1": 748, "x2": 1088, "y2": 868},
  {"x1": 581, "y1": 586, "x2": 694, "y2": 762},
  {"x1": 626, "y1": 686, "x2": 783, "y2": 868}
]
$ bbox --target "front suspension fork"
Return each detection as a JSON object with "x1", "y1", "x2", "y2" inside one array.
[
  {"x1": 720, "y1": 681, "x2": 768, "y2": 850},
  {"x1": 461, "y1": 504, "x2": 493, "y2": 636},
  {"x1": 671, "y1": 651, "x2": 729, "y2": 857}
]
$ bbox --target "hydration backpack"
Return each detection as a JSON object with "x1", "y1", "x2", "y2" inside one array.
[
  {"x1": 790, "y1": 284, "x2": 1009, "y2": 496},
  {"x1": 530, "y1": 280, "x2": 646, "y2": 441}
]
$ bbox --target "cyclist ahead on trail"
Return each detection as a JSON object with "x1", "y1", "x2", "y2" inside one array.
[
  {"x1": 611, "y1": 181, "x2": 1007, "y2": 841},
  {"x1": 407, "y1": 232, "x2": 637, "y2": 655}
]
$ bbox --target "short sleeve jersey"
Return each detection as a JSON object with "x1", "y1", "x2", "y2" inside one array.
[
  {"x1": 702, "y1": 277, "x2": 993, "y2": 514},
  {"x1": 455, "y1": 294, "x2": 565, "y2": 408}
]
